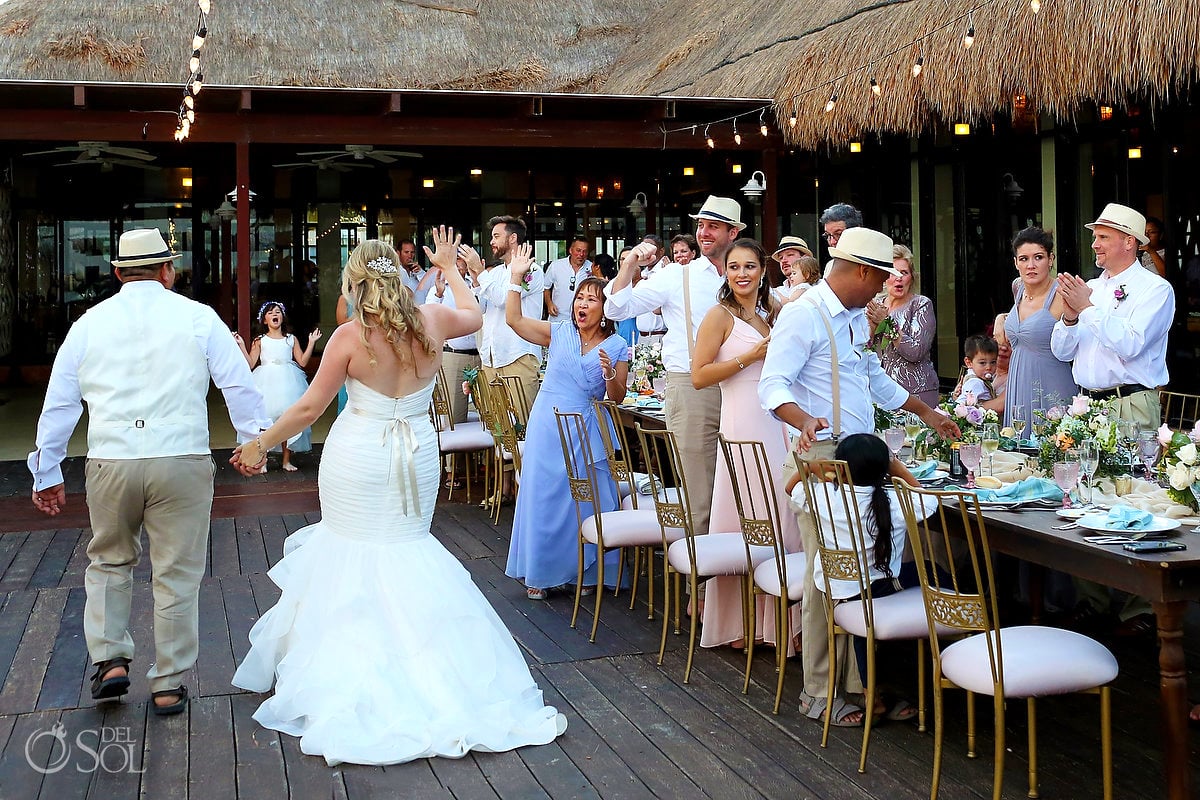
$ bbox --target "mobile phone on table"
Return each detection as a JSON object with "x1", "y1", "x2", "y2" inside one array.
[{"x1": 1122, "y1": 541, "x2": 1186, "y2": 553}]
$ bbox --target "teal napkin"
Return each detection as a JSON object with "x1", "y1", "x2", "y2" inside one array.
[
  {"x1": 1105, "y1": 505, "x2": 1154, "y2": 530},
  {"x1": 962, "y1": 477, "x2": 1064, "y2": 503},
  {"x1": 910, "y1": 460, "x2": 938, "y2": 480}
]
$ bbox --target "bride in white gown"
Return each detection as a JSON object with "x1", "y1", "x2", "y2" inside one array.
[{"x1": 230, "y1": 228, "x2": 566, "y2": 766}]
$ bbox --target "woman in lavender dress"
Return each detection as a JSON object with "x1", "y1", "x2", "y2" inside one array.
[{"x1": 866, "y1": 245, "x2": 939, "y2": 407}]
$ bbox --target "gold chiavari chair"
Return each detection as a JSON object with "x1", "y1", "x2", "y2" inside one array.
[
  {"x1": 718, "y1": 436, "x2": 806, "y2": 713},
  {"x1": 637, "y1": 424, "x2": 771, "y2": 683},
  {"x1": 499, "y1": 374, "x2": 533, "y2": 427},
  {"x1": 431, "y1": 366, "x2": 492, "y2": 503},
  {"x1": 468, "y1": 373, "x2": 508, "y2": 521},
  {"x1": 555, "y1": 410, "x2": 674, "y2": 642},
  {"x1": 486, "y1": 379, "x2": 526, "y2": 524},
  {"x1": 798, "y1": 458, "x2": 933, "y2": 772},
  {"x1": 894, "y1": 480, "x2": 1118, "y2": 800},
  {"x1": 593, "y1": 399, "x2": 647, "y2": 608},
  {"x1": 1160, "y1": 389, "x2": 1200, "y2": 430}
]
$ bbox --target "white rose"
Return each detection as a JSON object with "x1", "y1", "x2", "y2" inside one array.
[
  {"x1": 1168, "y1": 462, "x2": 1192, "y2": 491},
  {"x1": 1177, "y1": 443, "x2": 1197, "y2": 466}
]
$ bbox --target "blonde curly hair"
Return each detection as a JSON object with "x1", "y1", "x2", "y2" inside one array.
[{"x1": 341, "y1": 239, "x2": 436, "y2": 366}]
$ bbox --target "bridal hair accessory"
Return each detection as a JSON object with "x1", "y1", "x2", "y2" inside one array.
[
  {"x1": 367, "y1": 256, "x2": 399, "y2": 274},
  {"x1": 258, "y1": 301, "x2": 286, "y2": 321}
]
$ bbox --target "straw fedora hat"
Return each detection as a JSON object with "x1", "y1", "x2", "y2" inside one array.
[
  {"x1": 828, "y1": 227, "x2": 901, "y2": 276},
  {"x1": 110, "y1": 228, "x2": 180, "y2": 268},
  {"x1": 771, "y1": 235, "x2": 812, "y2": 261},
  {"x1": 1085, "y1": 203, "x2": 1149, "y2": 245},
  {"x1": 688, "y1": 195, "x2": 747, "y2": 231}
]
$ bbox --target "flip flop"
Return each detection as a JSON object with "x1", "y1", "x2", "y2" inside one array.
[{"x1": 885, "y1": 698, "x2": 918, "y2": 722}]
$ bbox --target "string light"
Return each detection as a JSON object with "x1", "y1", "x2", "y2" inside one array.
[
  {"x1": 175, "y1": 1, "x2": 211, "y2": 141},
  {"x1": 870, "y1": 76, "x2": 881, "y2": 95},
  {"x1": 963, "y1": 24, "x2": 975, "y2": 49},
  {"x1": 911, "y1": 54, "x2": 924, "y2": 77},
  {"x1": 192, "y1": 27, "x2": 208, "y2": 51},
  {"x1": 733, "y1": 119, "x2": 741, "y2": 145},
  {"x1": 191, "y1": 73, "x2": 203, "y2": 95},
  {"x1": 759, "y1": 109, "x2": 769, "y2": 137},
  {"x1": 1030, "y1": 0, "x2": 1040, "y2": 12},
  {"x1": 705, "y1": 124, "x2": 715, "y2": 148},
  {"x1": 788, "y1": 103, "x2": 797, "y2": 128},
  {"x1": 198, "y1": 0, "x2": 210, "y2": 11},
  {"x1": 824, "y1": 90, "x2": 838, "y2": 113}
]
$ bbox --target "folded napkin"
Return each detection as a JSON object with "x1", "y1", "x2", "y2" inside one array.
[
  {"x1": 1090, "y1": 477, "x2": 1199, "y2": 522},
  {"x1": 1103, "y1": 505, "x2": 1155, "y2": 530},
  {"x1": 634, "y1": 472, "x2": 654, "y2": 495},
  {"x1": 910, "y1": 460, "x2": 939, "y2": 480},
  {"x1": 968, "y1": 477, "x2": 1064, "y2": 503}
]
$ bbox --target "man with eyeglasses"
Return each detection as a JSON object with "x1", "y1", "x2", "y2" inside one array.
[
  {"x1": 819, "y1": 203, "x2": 863, "y2": 277},
  {"x1": 543, "y1": 235, "x2": 592, "y2": 324}
]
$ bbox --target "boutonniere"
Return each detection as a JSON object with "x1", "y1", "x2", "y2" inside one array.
[
  {"x1": 519, "y1": 266, "x2": 537, "y2": 289},
  {"x1": 870, "y1": 316, "x2": 899, "y2": 356},
  {"x1": 1112, "y1": 284, "x2": 1128, "y2": 307}
]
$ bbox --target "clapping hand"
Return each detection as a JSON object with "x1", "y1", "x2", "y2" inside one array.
[
  {"x1": 423, "y1": 225, "x2": 461, "y2": 274},
  {"x1": 509, "y1": 242, "x2": 534, "y2": 284},
  {"x1": 1056, "y1": 273, "x2": 1094, "y2": 314},
  {"x1": 457, "y1": 244, "x2": 484, "y2": 278},
  {"x1": 865, "y1": 300, "x2": 887, "y2": 329}
]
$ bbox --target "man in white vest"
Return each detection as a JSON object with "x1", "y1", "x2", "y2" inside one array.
[{"x1": 28, "y1": 229, "x2": 269, "y2": 715}]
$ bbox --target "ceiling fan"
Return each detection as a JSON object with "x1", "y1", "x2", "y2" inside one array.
[
  {"x1": 274, "y1": 156, "x2": 375, "y2": 173},
  {"x1": 53, "y1": 155, "x2": 160, "y2": 172},
  {"x1": 292, "y1": 144, "x2": 422, "y2": 164},
  {"x1": 24, "y1": 141, "x2": 157, "y2": 162}
]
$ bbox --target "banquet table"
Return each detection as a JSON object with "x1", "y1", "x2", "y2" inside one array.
[{"x1": 941, "y1": 502, "x2": 1200, "y2": 800}]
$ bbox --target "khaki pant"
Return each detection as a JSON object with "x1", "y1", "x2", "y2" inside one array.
[
  {"x1": 787, "y1": 439, "x2": 864, "y2": 706},
  {"x1": 483, "y1": 353, "x2": 541, "y2": 426},
  {"x1": 664, "y1": 372, "x2": 722, "y2": 538},
  {"x1": 441, "y1": 349, "x2": 482, "y2": 425},
  {"x1": 84, "y1": 455, "x2": 215, "y2": 692}
]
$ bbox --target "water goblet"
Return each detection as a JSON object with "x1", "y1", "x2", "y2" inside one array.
[
  {"x1": 960, "y1": 443, "x2": 982, "y2": 489},
  {"x1": 903, "y1": 413, "x2": 924, "y2": 466},
  {"x1": 1190, "y1": 482, "x2": 1200, "y2": 533},
  {"x1": 1136, "y1": 430, "x2": 1160, "y2": 479},
  {"x1": 1118, "y1": 418, "x2": 1139, "y2": 472},
  {"x1": 1053, "y1": 457, "x2": 1080, "y2": 509},
  {"x1": 1078, "y1": 439, "x2": 1100, "y2": 506},
  {"x1": 981, "y1": 423, "x2": 1001, "y2": 476},
  {"x1": 884, "y1": 426, "x2": 907, "y2": 463}
]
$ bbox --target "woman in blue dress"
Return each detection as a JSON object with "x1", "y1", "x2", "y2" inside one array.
[{"x1": 503, "y1": 243, "x2": 630, "y2": 600}]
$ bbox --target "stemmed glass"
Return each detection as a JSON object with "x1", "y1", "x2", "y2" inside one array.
[
  {"x1": 960, "y1": 443, "x2": 982, "y2": 490},
  {"x1": 903, "y1": 413, "x2": 924, "y2": 466},
  {"x1": 1010, "y1": 404, "x2": 1027, "y2": 444},
  {"x1": 884, "y1": 426, "x2": 907, "y2": 465},
  {"x1": 1190, "y1": 482, "x2": 1200, "y2": 533},
  {"x1": 981, "y1": 423, "x2": 1001, "y2": 476},
  {"x1": 1118, "y1": 418, "x2": 1139, "y2": 473},
  {"x1": 1137, "y1": 431, "x2": 1160, "y2": 479},
  {"x1": 1078, "y1": 439, "x2": 1100, "y2": 506},
  {"x1": 1053, "y1": 453, "x2": 1080, "y2": 509}
]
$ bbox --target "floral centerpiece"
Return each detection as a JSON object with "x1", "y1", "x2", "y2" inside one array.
[
  {"x1": 1155, "y1": 423, "x2": 1200, "y2": 511},
  {"x1": 922, "y1": 392, "x2": 1000, "y2": 462},
  {"x1": 1035, "y1": 394, "x2": 1123, "y2": 477},
  {"x1": 630, "y1": 341, "x2": 665, "y2": 393}
]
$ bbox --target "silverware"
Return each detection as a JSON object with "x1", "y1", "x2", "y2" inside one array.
[{"x1": 1052, "y1": 522, "x2": 1081, "y2": 531}]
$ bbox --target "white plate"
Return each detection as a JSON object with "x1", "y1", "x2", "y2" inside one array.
[
  {"x1": 1077, "y1": 513, "x2": 1181, "y2": 534},
  {"x1": 917, "y1": 470, "x2": 949, "y2": 483},
  {"x1": 1056, "y1": 508, "x2": 1090, "y2": 520}
]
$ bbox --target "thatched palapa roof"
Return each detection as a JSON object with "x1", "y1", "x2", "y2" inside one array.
[
  {"x1": 600, "y1": 0, "x2": 1200, "y2": 148},
  {"x1": 0, "y1": 0, "x2": 650, "y2": 93}
]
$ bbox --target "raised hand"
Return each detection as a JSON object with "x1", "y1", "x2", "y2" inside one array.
[
  {"x1": 598, "y1": 347, "x2": 612, "y2": 377},
  {"x1": 509, "y1": 242, "x2": 534, "y2": 284},
  {"x1": 623, "y1": 241, "x2": 658, "y2": 269},
  {"x1": 423, "y1": 225, "x2": 461, "y2": 274},
  {"x1": 308, "y1": 328, "x2": 323, "y2": 346},
  {"x1": 458, "y1": 244, "x2": 484, "y2": 277}
]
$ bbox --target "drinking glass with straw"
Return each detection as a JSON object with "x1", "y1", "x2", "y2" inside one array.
[{"x1": 981, "y1": 422, "x2": 1001, "y2": 476}]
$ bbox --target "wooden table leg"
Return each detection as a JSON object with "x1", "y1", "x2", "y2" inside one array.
[{"x1": 1153, "y1": 600, "x2": 1191, "y2": 800}]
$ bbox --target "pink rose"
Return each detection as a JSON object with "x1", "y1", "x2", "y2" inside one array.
[
  {"x1": 1046, "y1": 405, "x2": 1064, "y2": 422},
  {"x1": 1158, "y1": 423, "x2": 1174, "y2": 447},
  {"x1": 461, "y1": 381, "x2": 471, "y2": 396},
  {"x1": 1069, "y1": 395, "x2": 1090, "y2": 417},
  {"x1": 963, "y1": 391, "x2": 977, "y2": 406},
  {"x1": 954, "y1": 404, "x2": 969, "y2": 419}
]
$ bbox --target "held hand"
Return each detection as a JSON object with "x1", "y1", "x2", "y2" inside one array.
[
  {"x1": 509, "y1": 242, "x2": 534, "y2": 283},
  {"x1": 422, "y1": 225, "x2": 462, "y2": 273},
  {"x1": 793, "y1": 417, "x2": 829, "y2": 452},
  {"x1": 458, "y1": 244, "x2": 484, "y2": 276},
  {"x1": 232, "y1": 441, "x2": 267, "y2": 474},
  {"x1": 31, "y1": 484, "x2": 66, "y2": 516}
]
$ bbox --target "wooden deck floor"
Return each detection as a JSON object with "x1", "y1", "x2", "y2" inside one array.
[{"x1": 0, "y1": 451, "x2": 1196, "y2": 799}]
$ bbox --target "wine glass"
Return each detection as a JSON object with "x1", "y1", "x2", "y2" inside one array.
[
  {"x1": 1136, "y1": 431, "x2": 1160, "y2": 479},
  {"x1": 1053, "y1": 456, "x2": 1080, "y2": 509},
  {"x1": 884, "y1": 426, "x2": 907, "y2": 463},
  {"x1": 1190, "y1": 482, "x2": 1200, "y2": 533},
  {"x1": 960, "y1": 443, "x2": 982, "y2": 490},
  {"x1": 1010, "y1": 404, "x2": 1027, "y2": 443},
  {"x1": 1078, "y1": 439, "x2": 1100, "y2": 506},
  {"x1": 1118, "y1": 418, "x2": 1139, "y2": 472},
  {"x1": 981, "y1": 423, "x2": 1001, "y2": 476},
  {"x1": 903, "y1": 413, "x2": 924, "y2": 466}
]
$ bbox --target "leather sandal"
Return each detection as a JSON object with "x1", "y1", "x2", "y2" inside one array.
[
  {"x1": 151, "y1": 685, "x2": 188, "y2": 716},
  {"x1": 90, "y1": 657, "x2": 131, "y2": 701}
]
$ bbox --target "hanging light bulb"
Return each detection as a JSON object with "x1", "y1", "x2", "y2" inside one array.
[
  {"x1": 191, "y1": 73, "x2": 203, "y2": 95},
  {"x1": 1030, "y1": 0, "x2": 1041, "y2": 12},
  {"x1": 824, "y1": 91, "x2": 838, "y2": 113},
  {"x1": 174, "y1": 127, "x2": 185, "y2": 142},
  {"x1": 870, "y1": 77, "x2": 881, "y2": 95},
  {"x1": 188, "y1": 50, "x2": 201, "y2": 73},
  {"x1": 788, "y1": 106, "x2": 797, "y2": 128},
  {"x1": 183, "y1": 94, "x2": 195, "y2": 109},
  {"x1": 185, "y1": 108, "x2": 196, "y2": 124},
  {"x1": 197, "y1": 0, "x2": 211, "y2": 13},
  {"x1": 911, "y1": 55, "x2": 924, "y2": 77},
  {"x1": 192, "y1": 28, "x2": 207, "y2": 51},
  {"x1": 963, "y1": 25, "x2": 975, "y2": 49},
  {"x1": 733, "y1": 120, "x2": 741, "y2": 145},
  {"x1": 758, "y1": 109, "x2": 768, "y2": 136},
  {"x1": 705, "y1": 125, "x2": 714, "y2": 149}
]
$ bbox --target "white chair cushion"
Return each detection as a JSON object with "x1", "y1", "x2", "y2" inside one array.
[
  {"x1": 941, "y1": 625, "x2": 1118, "y2": 698},
  {"x1": 832, "y1": 587, "x2": 956, "y2": 639},
  {"x1": 581, "y1": 510, "x2": 680, "y2": 547},
  {"x1": 621, "y1": 486, "x2": 681, "y2": 510},
  {"x1": 753, "y1": 552, "x2": 807, "y2": 601},
  {"x1": 500, "y1": 440, "x2": 525, "y2": 461},
  {"x1": 466, "y1": 410, "x2": 480, "y2": 423},
  {"x1": 667, "y1": 532, "x2": 772, "y2": 576},
  {"x1": 438, "y1": 426, "x2": 494, "y2": 452}
]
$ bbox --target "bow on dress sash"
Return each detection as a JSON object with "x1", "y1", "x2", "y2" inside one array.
[{"x1": 351, "y1": 407, "x2": 424, "y2": 517}]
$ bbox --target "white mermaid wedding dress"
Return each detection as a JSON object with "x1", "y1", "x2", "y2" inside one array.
[{"x1": 232, "y1": 378, "x2": 566, "y2": 766}]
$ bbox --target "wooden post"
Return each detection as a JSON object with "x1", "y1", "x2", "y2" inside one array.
[{"x1": 236, "y1": 141, "x2": 251, "y2": 340}]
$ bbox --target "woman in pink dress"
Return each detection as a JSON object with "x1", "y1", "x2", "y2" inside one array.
[{"x1": 691, "y1": 239, "x2": 802, "y2": 652}]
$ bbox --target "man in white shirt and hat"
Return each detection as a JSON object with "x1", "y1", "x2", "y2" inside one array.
[
  {"x1": 759, "y1": 226, "x2": 959, "y2": 725},
  {"x1": 605, "y1": 196, "x2": 743, "y2": 546},
  {"x1": 770, "y1": 235, "x2": 815, "y2": 304},
  {"x1": 28, "y1": 228, "x2": 269, "y2": 715},
  {"x1": 1052, "y1": 202, "x2": 1175, "y2": 637}
]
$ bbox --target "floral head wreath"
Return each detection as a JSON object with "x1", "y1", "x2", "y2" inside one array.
[
  {"x1": 258, "y1": 301, "x2": 286, "y2": 321},
  {"x1": 366, "y1": 256, "x2": 399, "y2": 275}
]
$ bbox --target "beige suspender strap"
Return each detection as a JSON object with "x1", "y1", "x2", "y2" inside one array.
[
  {"x1": 804, "y1": 295, "x2": 842, "y2": 442},
  {"x1": 682, "y1": 264, "x2": 696, "y2": 362}
]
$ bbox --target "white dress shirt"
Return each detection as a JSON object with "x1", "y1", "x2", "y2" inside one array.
[
  {"x1": 402, "y1": 266, "x2": 430, "y2": 305},
  {"x1": 603, "y1": 256, "x2": 722, "y2": 373},
  {"x1": 544, "y1": 257, "x2": 592, "y2": 323},
  {"x1": 28, "y1": 280, "x2": 270, "y2": 490},
  {"x1": 435, "y1": 275, "x2": 479, "y2": 351},
  {"x1": 1050, "y1": 259, "x2": 1174, "y2": 390},
  {"x1": 475, "y1": 261, "x2": 545, "y2": 369},
  {"x1": 758, "y1": 280, "x2": 910, "y2": 441}
]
